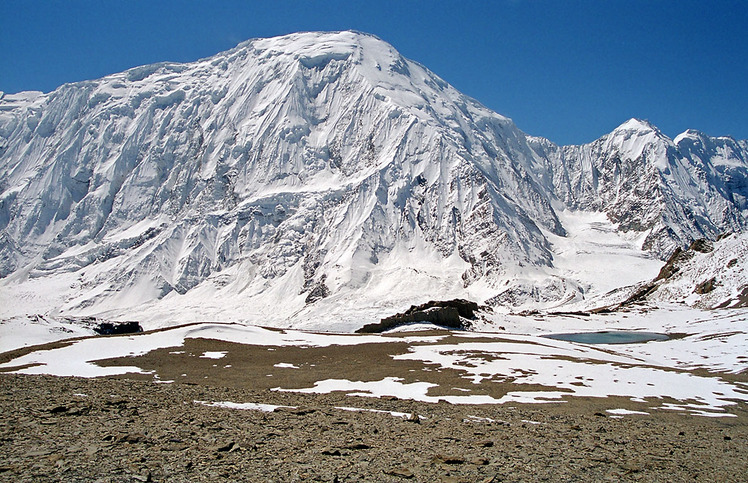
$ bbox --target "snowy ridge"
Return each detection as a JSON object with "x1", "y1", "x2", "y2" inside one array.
[
  {"x1": 1, "y1": 31, "x2": 747, "y2": 329},
  {"x1": 647, "y1": 233, "x2": 748, "y2": 309},
  {"x1": 532, "y1": 119, "x2": 748, "y2": 257}
]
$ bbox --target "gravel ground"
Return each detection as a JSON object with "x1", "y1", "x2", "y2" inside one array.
[{"x1": 1, "y1": 373, "x2": 746, "y2": 482}]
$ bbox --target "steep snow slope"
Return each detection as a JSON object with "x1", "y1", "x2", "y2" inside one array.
[
  {"x1": 1, "y1": 31, "x2": 747, "y2": 329},
  {"x1": 0, "y1": 31, "x2": 563, "y2": 324}
]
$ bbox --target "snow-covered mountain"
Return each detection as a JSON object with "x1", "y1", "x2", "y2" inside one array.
[
  {"x1": 1, "y1": 31, "x2": 746, "y2": 329},
  {"x1": 530, "y1": 119, "x2": 748, "y2": 256}
]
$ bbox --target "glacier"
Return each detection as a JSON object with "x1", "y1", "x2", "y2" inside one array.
[{"x1": 1, "y1": 31, "x2": 747, "y2": 331}]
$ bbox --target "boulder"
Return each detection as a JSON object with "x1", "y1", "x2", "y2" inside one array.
[
  {"x1": 93, "y1": 321, "x2": 144, "y2": 335},
  {"x1": 356, "y1": 299, "x2": 481, "y2": 333}
]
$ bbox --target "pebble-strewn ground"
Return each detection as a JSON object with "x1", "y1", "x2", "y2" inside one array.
[{"x1": 1, "y1": 373, "x2": 746, "y2": 482}]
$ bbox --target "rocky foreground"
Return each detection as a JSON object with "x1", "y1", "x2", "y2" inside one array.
[{"x1": 1, "y1": 373, "x2": 746, "y2": 482}]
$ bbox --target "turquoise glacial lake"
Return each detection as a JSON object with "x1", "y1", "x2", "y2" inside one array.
[{"x1": 543, "y1": 331, "x2": 670, "y2": 344}]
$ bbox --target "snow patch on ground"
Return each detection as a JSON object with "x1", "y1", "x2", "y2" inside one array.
[
  {"x1": 0, "y1": 315, "x2": 97, "y2": 353},
  {"x1": 334, "y1": 406, "x2": 418, "y2": 419},
  {"x1": 195, "y1": 400, "x2": 293, "y2": 412},
  {"x1": 607, "y1": 408, "x2": 649, "y2": 416},
  {"x1": 1, "y1": 316, "x2": 744, "y2": 416},
  {"x1": 199, "y1": 351, "x2": 227, "y2": 359}
]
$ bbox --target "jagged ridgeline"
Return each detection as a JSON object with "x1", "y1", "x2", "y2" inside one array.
[{"x1": 1, "y1": 31, "x2": 746, "y2": 327}]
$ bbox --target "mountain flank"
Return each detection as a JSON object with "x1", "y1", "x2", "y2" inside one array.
[{"x1": 1, "y1": 31, "x2": 746, "y2": 329}]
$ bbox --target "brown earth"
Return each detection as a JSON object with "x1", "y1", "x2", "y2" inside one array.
[
  {"x1": 1, "y1": 329, "x2": 747, "y2": 482},
  {"x1": 0, "y1": 373, "x2": 746, "y2": 482}
]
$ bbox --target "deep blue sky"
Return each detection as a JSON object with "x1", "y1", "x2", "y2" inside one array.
[{"x1": 1, "y1": 1, "x2": 746, "y2": 145}]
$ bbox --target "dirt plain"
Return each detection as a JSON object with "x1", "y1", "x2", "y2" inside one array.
[{"x1": 0, "y1": 331, "x2": 747, "y2": 482}]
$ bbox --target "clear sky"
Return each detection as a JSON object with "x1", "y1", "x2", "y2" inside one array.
[{"x1": 1, "y1": 0, "x2": 746, "y2": 145}]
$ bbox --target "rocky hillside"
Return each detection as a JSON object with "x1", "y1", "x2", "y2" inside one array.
[{"x1": 644, "y1": 233, "x2": 748, "y2": 309}]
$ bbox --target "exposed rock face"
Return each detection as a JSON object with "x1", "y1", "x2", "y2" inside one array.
[
  {"x1": 304, "y1": 280, "x2": 331, "y2": 304},
  {"x1": 655, "y1": 247, "x2": 690, "y2": 282},
  {"x1": 655, "y1": 239, "x2": 714, "y2": 282},
  {"x1": 694, "y1": 277, "x2": 717, "y2": 294}
]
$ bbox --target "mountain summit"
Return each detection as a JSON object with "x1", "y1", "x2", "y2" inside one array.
[{"x1": 1, "y1": 31, "x2": 746, "y2": 329}]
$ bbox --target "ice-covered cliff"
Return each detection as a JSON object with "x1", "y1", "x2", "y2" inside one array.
[{"x1": 1, "y1": 31, "x2": 746, "y2": 328}]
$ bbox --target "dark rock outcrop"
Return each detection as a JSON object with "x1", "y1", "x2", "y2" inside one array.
[
  {"x1": 93, "y1": 322, "x2": 144, "y2": 335},
  {"x1": 656, "y1": 239, "x2": 714, "y2": 282},
  {"x1": 305, "y1": 281, "x2": 331, "y2": 304},
  {"x1": 356, "y1": 299, "x2": 481, "y2": 333},
  {"x1": 694, "y1": 277, "x2": 718, "y2": 294}
]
